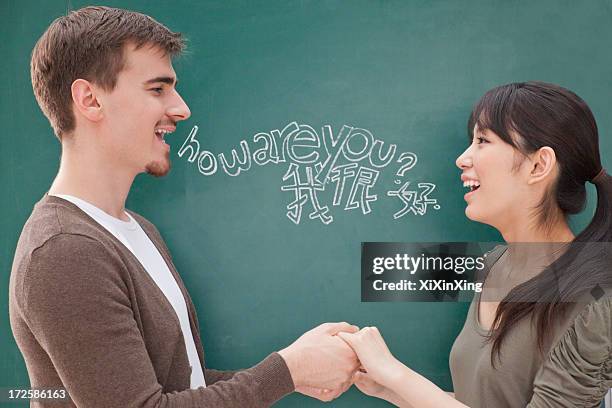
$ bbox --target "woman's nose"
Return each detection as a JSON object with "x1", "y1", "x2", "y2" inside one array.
[{"x1": 456, "y1": 146, "x2": 473, "y2": 170}]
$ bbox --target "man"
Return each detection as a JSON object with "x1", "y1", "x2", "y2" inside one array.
[{"x1": 9, "y1": 6, "x2": 358, "y2": 407}]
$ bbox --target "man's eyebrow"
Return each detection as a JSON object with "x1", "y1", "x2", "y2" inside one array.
[{"x1": 143, "y1": 76, "x2": 178, "y2": 86}]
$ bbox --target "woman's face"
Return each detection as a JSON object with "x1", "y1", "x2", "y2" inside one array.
[{"x1": 455, "y1": 126, "x2": 529, "y2": 228}]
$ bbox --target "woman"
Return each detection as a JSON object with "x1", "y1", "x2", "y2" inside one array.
[{"x1": 338, "y1": 82, "x2": 612, "y2": 407}]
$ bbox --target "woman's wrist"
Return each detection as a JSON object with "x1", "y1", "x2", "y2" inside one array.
[
  {"x1": 373, "y1": 357, "x2": 406, "y2": 388},
  {"x1": 380, "y1": 387, "x2": 408, "y2": 407}
]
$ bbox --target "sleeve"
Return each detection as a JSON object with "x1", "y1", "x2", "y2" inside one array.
[
  {"x1": 205, "y1": 368, "x2": 238, "y2": 384},
  {"x1": 527, "y1": 296, "x2": 612, "y2": 408},
  {"x1": 22, "y1": 234, "x2": 294, "y2": 408}
]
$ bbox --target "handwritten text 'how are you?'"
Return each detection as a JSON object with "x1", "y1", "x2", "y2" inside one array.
[{"x1": 177, "y1": 121, "x2": 440, "y2": 224}]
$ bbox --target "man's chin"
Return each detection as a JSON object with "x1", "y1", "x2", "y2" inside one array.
[{"x1": 145, "y1": 158, "x2": 171, "y2": 178}]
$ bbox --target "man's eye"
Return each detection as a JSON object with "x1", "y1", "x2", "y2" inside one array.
[{"x1": 151, "y1": 87, "x2": 163, "y2": 94}]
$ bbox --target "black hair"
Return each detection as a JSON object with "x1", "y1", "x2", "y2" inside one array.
[{"x1": 467, "y1": 81, "x2": 611, "y2": 364}]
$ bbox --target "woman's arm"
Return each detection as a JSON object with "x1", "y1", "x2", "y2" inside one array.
[
  {"x1": 381, "y1": 358, "x2": 467, "y2": 408},
  {"x1": 338, "y1": 327, "x2": 468, "y2": 408},
  {"x1": 351, "y1": 370, "x2": 416, "y2": 407},
  {"x1": 526, "y1": 297, "x2": 612, "y2": 407}
]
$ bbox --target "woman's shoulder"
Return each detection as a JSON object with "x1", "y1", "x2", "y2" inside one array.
[
  {"x1": 476, "y1": 244, "x2": 507, "y2": 282},
  {"x1": 528, "y1": 292, "x2": 612, "y2": 407},
  {"x1": 483, "y1": 244, "x2": 507, "y2": 262}
]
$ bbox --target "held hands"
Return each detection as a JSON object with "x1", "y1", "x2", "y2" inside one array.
[
  {"x1": 278, "y1": 322, "x2": 360, "y2": 402},
  {"x1": 352, "y1": 369, "x2": 388, "y2": 399},
  {"x1": 337, "y1": 327, "x2": 400, "y2": 391}
]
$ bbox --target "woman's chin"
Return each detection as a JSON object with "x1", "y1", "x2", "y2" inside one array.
[
  {"x1": 465, "y1": 206, "x2": 497, "y2": 229},
  {"x1": 465, "y1": 205, "x2": 483, "y2": 222}
]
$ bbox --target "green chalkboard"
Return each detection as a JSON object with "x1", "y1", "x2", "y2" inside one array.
[{"x1": 1, "y1": 1, "x2": 609, "y2": 406}]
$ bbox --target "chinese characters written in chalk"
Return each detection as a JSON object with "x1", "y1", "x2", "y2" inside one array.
[{"x1": 177, "y1": 121, "x2": 440, "y2": 224}]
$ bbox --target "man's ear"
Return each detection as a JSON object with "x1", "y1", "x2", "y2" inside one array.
[
  {"x1": 71, "y1": 79, "x2": 103, "y2": 122},
  {"x1": 527, "y1": 146, "x2": 557, "y2": 185}
]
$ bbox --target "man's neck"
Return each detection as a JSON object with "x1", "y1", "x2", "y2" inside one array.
[{"x1": 48, "y1": 146, "x2": 136, "y2": 221}]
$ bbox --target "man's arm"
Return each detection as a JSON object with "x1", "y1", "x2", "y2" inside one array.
[
  {"x1": 20, "y1": 234, "x2": 357, "y2": 407},
  {"x1": 20, "y1": 234, "x2": 292, "y2": 407},
  {"x1": 204, "y1": 368, "x2": 237, "y2": 384}
]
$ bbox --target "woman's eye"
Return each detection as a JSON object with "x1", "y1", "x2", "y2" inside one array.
[{"x1": 477, "y1": 137, "x2": 489, "y2": 144}]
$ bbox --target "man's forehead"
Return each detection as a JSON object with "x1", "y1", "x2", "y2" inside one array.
[{"x1": 121, "y1": 43, "x2": 176, "y2": 80}]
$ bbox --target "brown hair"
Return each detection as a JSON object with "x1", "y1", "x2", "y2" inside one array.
[{"x1": 30, "y1": 6, "x2": 185, "y2": 140}]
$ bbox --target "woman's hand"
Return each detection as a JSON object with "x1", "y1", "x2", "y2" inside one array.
[
  {"x1": 353, "y1": 368, "x2": 415, "y2": 407},
  {"x1": 337, "y1": 327, "x2": 400, "y2": 386},
  {"x1": 353, "y1": 369, "x2": 387, "y2": 398},
  {"x1": 340, "y1": 327, "x2": 462, "y2": 408}
]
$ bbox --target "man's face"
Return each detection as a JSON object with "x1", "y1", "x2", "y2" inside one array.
[{"x1": 97, "y1": 43, "x2": 191, "y2": 177}]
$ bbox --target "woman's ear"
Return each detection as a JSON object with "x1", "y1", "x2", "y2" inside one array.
[{"x1": 527, "y1": 146, "x2": 557, "y2": 185}]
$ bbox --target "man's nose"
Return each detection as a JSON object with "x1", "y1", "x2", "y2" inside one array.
[
  {"x1": 167, "y1": 90, "x2": 191, "y2": 122},
  {"x1": 456, "y1": 146, "x2": 473, "y2": 170}
]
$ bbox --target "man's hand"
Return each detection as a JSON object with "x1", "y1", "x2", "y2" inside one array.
[
  {"x1": 295, "y1": 381, "x2": 353, "y2": 402},
  {"x1": 278, "y1": 322, "x2": 360, "y2": 396}
]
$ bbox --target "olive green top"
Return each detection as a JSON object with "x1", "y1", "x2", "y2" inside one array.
[{"x1": 449, "y1": 246, "x2": 612, "y2": 408}]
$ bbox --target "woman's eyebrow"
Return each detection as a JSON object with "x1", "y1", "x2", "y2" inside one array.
[{"x1": 473, "y1": 126, "x2": 488, "y2": 136}]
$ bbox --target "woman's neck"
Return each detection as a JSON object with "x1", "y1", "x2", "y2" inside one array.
[
  {"x1": 499, "y1": 213, "x2": 575, "y2": 243},
  {"x1": 493, "y1": 217, "x2": 575, "y2": 282}
]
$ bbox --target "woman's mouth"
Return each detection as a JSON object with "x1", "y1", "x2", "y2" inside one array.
[{"x1": 463, "y1": 180, "x2": 480, "y2": 200}]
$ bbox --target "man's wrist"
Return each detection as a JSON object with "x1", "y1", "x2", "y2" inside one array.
[{"x1": 277, "y1": 346, "x2": 303, "y2": 388}]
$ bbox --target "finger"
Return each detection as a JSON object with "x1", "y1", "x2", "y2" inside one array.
[
  {"x1": 317, "y1": 388, "x2": 338, "y2": 402},
  {"x1": 324, "y1": 322, "x2": 359, "y2": 335},
  {"x1": 354, "y1": 370, "x2": 371, "y2": 383},
  {"x1": 361, "y1": 326, "x2": 376, "y2": 334},
  {"x1": 297, "y1": 386, "x2": 332, "y2": 398},
  {"x1": 336, "y1": 332, "x2": 355, "y2": 343},
  {"x1": 349, "y1": 358, "x2": 361, "y2": 373},
  {"x1": 335, "y1": 331, "x2": 355, "y2": 347},
  {"x1": 341, "y1": 380, "x2": 353, "y2": 392}
]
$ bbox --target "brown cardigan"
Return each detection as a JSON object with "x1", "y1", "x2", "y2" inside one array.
[{"x1": 9, "y1": 194, "x2": 294, "y2": 407}]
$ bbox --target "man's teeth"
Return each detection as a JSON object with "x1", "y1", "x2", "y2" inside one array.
[
  {"x1": 155, "y1": 129, "x2": 172, "y2": 139},
  {"x1": 463, "y1": 180, "x2": 481, "y2": 190}
]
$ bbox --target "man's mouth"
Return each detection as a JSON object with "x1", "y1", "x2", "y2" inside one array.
[{"x1": 154, "y1": 127, "x2": 174, "y2": 144}]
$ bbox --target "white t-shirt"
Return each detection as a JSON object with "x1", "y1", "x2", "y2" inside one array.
[{"x1": 51, "y1": 194, "x2": 206, "y2": 389}]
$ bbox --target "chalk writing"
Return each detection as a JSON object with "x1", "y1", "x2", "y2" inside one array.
[
  {"x1": 281, "y1": 164, "x2": 333, "y2": 225},
  {"x1": 387, "y1": 182, "x2": 440, "y2": 219},
  {"x1": 178, "y1": 122, "x2": 440, "y2": 224}
]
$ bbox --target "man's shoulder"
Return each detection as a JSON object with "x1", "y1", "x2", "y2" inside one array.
[
  {"x1": 10, "y1": 196, "x2": 130, "y2": 313},
  {"x1": 13, "y1": 195, "x2": 123, "y2": 269},
  {"x1": 22, "y1": 195, "x2": 107, "y2": 240}
]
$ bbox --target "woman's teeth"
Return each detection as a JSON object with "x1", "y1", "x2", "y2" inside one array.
[{"x1": 463, "y1": 180, "x2": 481, "y2": 191}]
